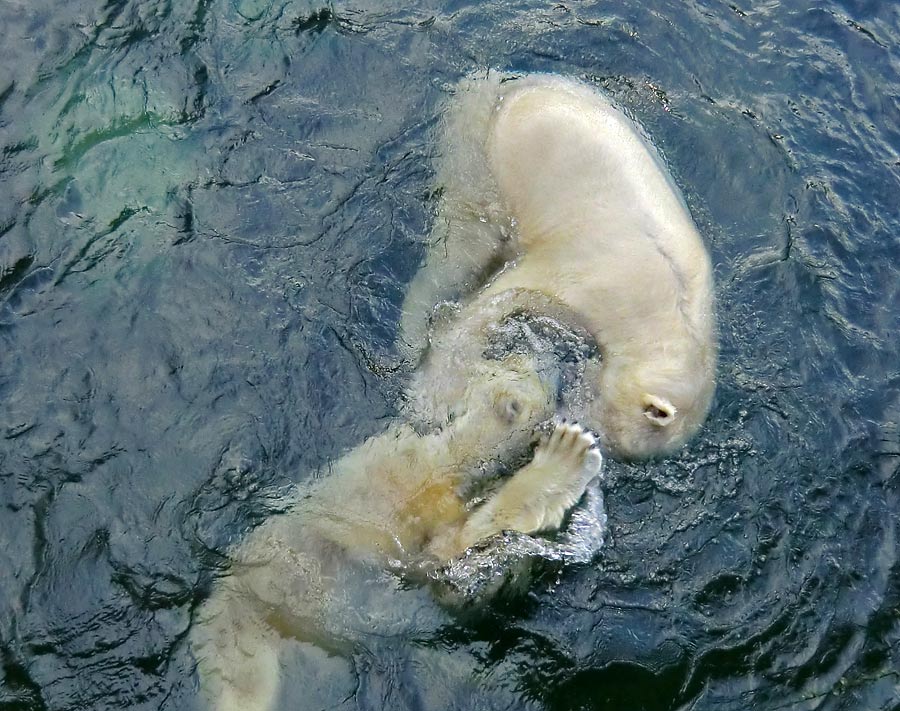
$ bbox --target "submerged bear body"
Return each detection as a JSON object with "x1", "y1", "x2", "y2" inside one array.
[{"x1": 193, "y1": 348, "x2": 602, "y2": 711}]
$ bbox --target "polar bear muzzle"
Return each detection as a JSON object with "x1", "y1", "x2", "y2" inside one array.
[{"x1": 642, "y1": 394, "x2": 677, "y2": 427}]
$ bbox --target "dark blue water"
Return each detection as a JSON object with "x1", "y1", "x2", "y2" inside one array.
[{"x1": 1, "y1": 1, "x2": 898, "y2": 709}]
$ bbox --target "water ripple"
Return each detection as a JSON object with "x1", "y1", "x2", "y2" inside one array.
[{"x1": 0, "y1": 0, "x2": 898, "y2": 709}]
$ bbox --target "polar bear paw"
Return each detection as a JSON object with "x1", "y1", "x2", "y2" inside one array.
[
  {"x1": 533, "y1": 420, "x2": 602, "y2": 474},
  {"x1": 433, "y1": 421, "x2": 603, "y2": 559},
  {"x1": 518, "y1": 421, "x2": 603, "y2": 531}
]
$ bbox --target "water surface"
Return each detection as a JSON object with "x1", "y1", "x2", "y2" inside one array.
[{"x1": 1, "y1": 0, "x2": 898, "y2": 709}]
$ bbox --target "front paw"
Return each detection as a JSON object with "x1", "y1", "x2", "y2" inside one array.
[{"x1": 534, "y1": 420, "x2": 602, "y2": 480}]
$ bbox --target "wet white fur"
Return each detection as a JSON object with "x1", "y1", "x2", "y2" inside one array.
[
  {"x1": 191, "y1": 70, "x2": 713, "y2": 710},
  {"x1": 402, "y1": 74, "x2": 716, "y2": 458},
  {"x1": 192, "y1": 354, "x2": 601, "y2": 711}
]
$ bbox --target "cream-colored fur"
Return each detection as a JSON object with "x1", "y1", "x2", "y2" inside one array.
[
  {"x1": 192, "y1": 71, "x2": 713, "y2": 710},
  {"x1": 192, "y1": 350, "x2": 602, "y2": 711},
  {"x1": 402, "y1": 74, "x2": 716, "y2": 458}
]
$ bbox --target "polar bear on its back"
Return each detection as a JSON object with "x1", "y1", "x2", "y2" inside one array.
[
  {"x1": 193, "y1": 346, "x2": 602, "y2": 711},
  {"x1": 403, "y1": 74, "x2": 716, "y2": 458}
]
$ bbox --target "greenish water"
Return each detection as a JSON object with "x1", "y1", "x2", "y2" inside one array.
[{"x1": 1, "y1": 1, "x2": 898, "y2": 709}]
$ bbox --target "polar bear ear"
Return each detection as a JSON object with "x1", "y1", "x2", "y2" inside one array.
[{"x1": 642, "y1": 394, "x2": 677, "y2": 427}]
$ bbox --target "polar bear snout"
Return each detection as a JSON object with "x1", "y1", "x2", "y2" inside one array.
[{"x1": 642, "y1": 393, "x2": 677, "y2": 427}]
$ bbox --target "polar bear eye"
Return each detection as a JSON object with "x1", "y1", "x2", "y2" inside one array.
[{"x1": 492, "y1": 394, "x2": 524, "y2": 424}]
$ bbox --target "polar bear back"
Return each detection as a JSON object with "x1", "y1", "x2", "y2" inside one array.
[
  {"x1": 486, "y1": 77, "x2": 712, "y2": 339},
  {"x1": 491, "y1": 80, "x2": 691, "y2": 236},
  {"x1": 481, "y1": 75, "x2": 716, "y2": 458}
]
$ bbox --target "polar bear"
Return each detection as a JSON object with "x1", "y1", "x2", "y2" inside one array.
[
  {"x1": 192, "y1": 71, "x2": 714, "y2": 711},
  {"x1": 402, "y1": 73, "x2": 717, "y2": 459},
  {"x1": 192, "y1": 341, "x2": 602, "y2": 711}
]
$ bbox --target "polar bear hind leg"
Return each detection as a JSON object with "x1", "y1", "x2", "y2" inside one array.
[
  {"x1": 400, "y1": 74, "x2": 511, "y2": 356},
  {"x1": 193, "y1": 581, "x2": 281, "y2": 711},
  {"x1": 427, "y1": 422, "x2": 601, "y2": 560}
]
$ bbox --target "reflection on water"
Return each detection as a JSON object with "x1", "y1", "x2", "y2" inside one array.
[{"x1": 0, "y1": 0, "x2": 898, "y2": 709}]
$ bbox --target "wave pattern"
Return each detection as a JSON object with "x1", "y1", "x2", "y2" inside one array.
[{"x1": 0, "y1": 0, "x2": 897, "y2": 709}]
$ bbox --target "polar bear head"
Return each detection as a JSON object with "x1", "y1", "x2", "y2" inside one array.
[
  {"x1": 441, "y1": 354, "x2": 557, "y2": 466},
  {"x1": 597, "y1": 357, "x2": 715, "y2": 460}
]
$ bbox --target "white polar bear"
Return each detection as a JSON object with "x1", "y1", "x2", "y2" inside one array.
[
  {"x1": 402, "y1": 73, "x2": 717, "y2": 459},
  {"x1": 192, "y1": 343, "x2": 602, "y2": 711},
  {"x1": 192, "y1": 71, "x2": 715, "y2": 711}
]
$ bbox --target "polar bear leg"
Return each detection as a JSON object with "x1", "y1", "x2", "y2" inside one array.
[
  {"x1": 400, "y1": 217, "x2": 512, "y2": 356},
  {"x1": 193, "y1": 581, "x2": 281, "y2": 711},
  {"x1": 400, "y1": 74, "x2": 512, "y2": 357},
  {"x1": 428, "y1": 422, "x2": 602, "y2": 559}
]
